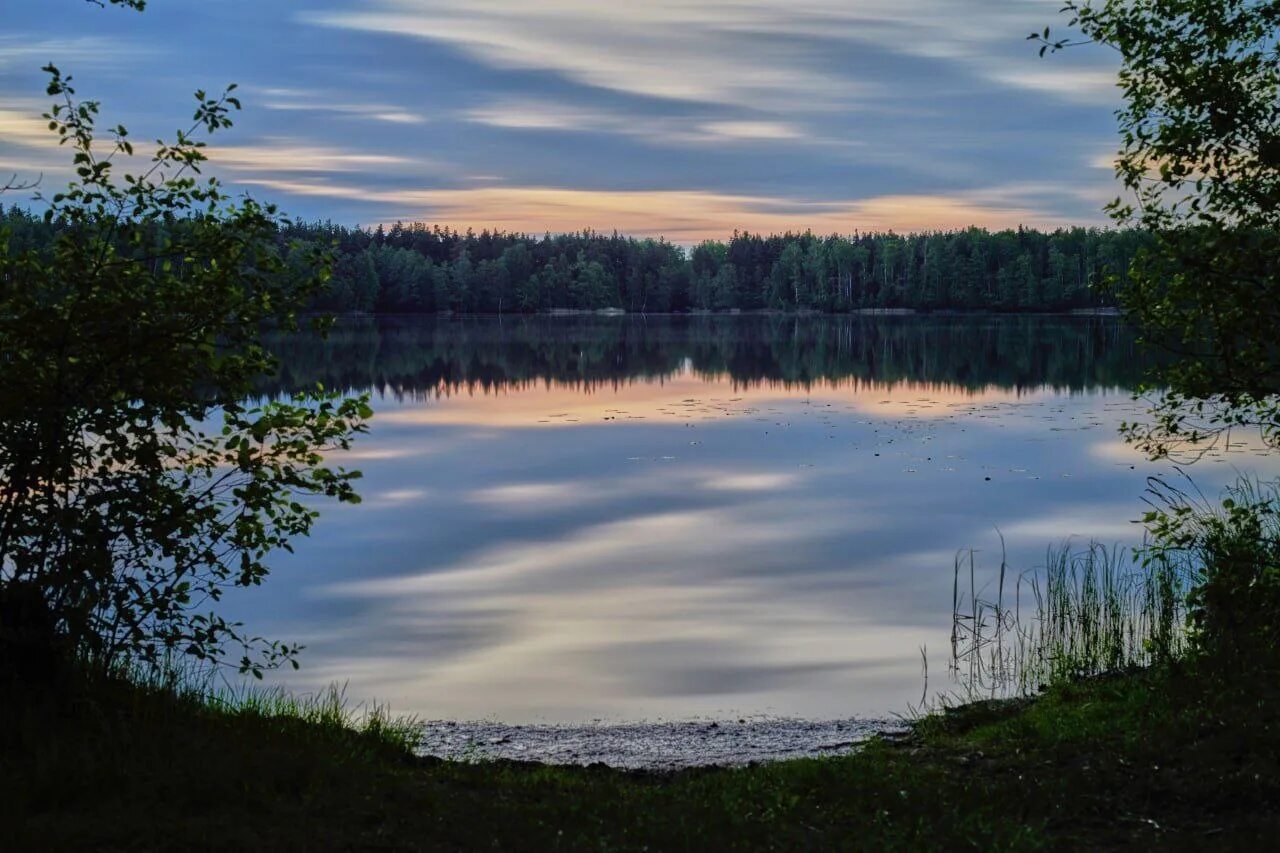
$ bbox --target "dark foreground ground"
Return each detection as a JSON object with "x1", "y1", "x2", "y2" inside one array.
[{"x1": 5, "y1": 663, "x2": 1279, "y2": 851}]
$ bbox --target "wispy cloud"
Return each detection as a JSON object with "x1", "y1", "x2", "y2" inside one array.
[
  {"x1": 249, "y1": 87, "x2": 427, "y2": 125},
  {"x1": 0, "y1": 106, "x2": 58, "y2": 149},
  {"x1": 235, "y1": 178, "x2": 1072, "y2": 240},
  {"x1": 4, "y1": 0, "x2": 1122, "y2": 232},
  {"x1": 308, "y1": 0, "x2": 880, "y2": 109},
  {"x1": 701, "y1": 121, "x2": 803, "y2": 142},
  {"x1": 208, "y1": 141, "x2": 415, "y2": 174},
  {"x1": 981, "y1": 67, "x2": 1119, "y2": 105},
  {"x1": 310, "y1": 0, "x2": 1112, "y2": 108},
  {"x1": 0, "y1": 35, "x2": 148, "y2": 71},
  {"x1": 464, "y1": 101, "x2": 807, "y2": 146}
]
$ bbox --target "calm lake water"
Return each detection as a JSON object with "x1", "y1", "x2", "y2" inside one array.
[{"x1": 232, "y1": 315, "x2": 1277, "y2": 723}]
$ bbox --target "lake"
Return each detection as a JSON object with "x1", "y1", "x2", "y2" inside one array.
[{"x1": 231, "y1": 315, "x2": 1277, "y2": 724}]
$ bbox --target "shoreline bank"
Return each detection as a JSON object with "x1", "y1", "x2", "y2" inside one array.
[{"x1": 10, "y1": 663, "x2": 1280, "y2": 848}]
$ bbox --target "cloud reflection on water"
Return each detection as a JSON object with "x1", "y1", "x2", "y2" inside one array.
[{"x1": 228, "y1": 317, "x2": 1280, "y2": 722}]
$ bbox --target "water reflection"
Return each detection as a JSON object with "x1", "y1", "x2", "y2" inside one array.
[
  {"x1": 265, "y1": 314, "x2": 1149, "y2": 399},
  {"x1": 231, "y1": 316, "x2": 1269, "y2": 723}
]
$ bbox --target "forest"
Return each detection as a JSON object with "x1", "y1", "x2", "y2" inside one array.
[{"x1": 1, "y1": 206, "x2": 1150, "y2": 314}]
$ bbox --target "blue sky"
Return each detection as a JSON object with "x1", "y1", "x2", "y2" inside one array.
[{"x1": 2, "y1": 0, "x2": 1122, "y2": 241}]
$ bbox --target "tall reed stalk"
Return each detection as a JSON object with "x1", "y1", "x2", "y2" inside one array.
[{"x1": 950, "y1": 539, "x2": 1190, "y2": 700}]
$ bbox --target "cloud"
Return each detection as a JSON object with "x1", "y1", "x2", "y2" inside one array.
[
  {"x1": 468, "y1": 482, "x2": 589, "y2": 508},
  {"x1": 464, "y1": 471, "x2": 801, "y2": 512},
  {"x1": 960, "y1": 180, "x2": 1118, "y2": 218},
  {"x1": 700, "y1": 121, "x2": 803, "y2": 141},
  {"x1": 0, "y1": 105, "x2": 72, "y2": 182},
  {"x1": 996, "y1": 510, "x2": 1142, "y2": 543},
  {"x1": 365, "y1": 488, "x2": 433, "y2": 507},
  {"x1": 207, "y1": 141, "x2": 414, "y2": 174},
  {"x1": 464, "y1": 101, "x2": 808, "y2": 146},
  {"x1": 250, "y1": 88, "x2": 427, "y2": 125},
  {"x1": 0, "y1": 35, "x2": 146, "y2": 71},
  {"x1": 308, "y1": 0, "x2": 880, "y2": 108},
  {"x1": 0, "y1": 106, "x2": 60, "y2": 149},
  {"x1": 981, "y1": 67, "x2": 1119, "y2": 105},
  {"x1": 309, "y1": 0, "x2": 1113, "y2": 108},
  {"x1": 1, "y1": 106, "x2": 428, "y2": 190},
  {"x1": 0, "y1": 111, "x2": 420, "y2": 184},
  {"x1": 293, "y1": 0, "x2": 1120, "y2": 229},
  {"x1": 3, "y1": 0, "x2": 1123, "y2": 233},
  {"x1": 703, "y1": 473, "x2": 800, "y2": 492},
  {"x1": 236, "y1": 178, "x2": 1069, "y2": 240},
  {"x1": 308, "y1": 498, "x2": 916, "y2": 718},
  {"x1": 465, "y1": 102, "x2": 636, "y2": 133}
]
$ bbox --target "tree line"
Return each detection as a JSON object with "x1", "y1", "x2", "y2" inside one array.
[
  {"x1": 290, "y1": 221, "x2": 1150, "y2": 314},
  {"x1": 1, "y1": 206, "x2": 1152, "y2": 314}
]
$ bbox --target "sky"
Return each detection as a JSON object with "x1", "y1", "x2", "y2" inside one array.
[{"x1": 1, "y1": 0, "x2": 1124, "y2": 242}]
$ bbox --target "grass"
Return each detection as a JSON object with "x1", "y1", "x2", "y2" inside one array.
[
  {"x1": 5, "y1": 656, "x2": 1280, "y2": 850},
  {"x1": 110, "y1": 658, "x2": 426, "y2": 754},
  {"x1": 950, "y1": 539, "x2": 1190, "y2": 700},
  {"x1": 203, "y1": 680, "x2": 423, "y2": 755}
]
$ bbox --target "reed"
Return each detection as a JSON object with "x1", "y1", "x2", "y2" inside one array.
[{"x1": 950, "y1": 538, "x2": 1190, "y2": 699}]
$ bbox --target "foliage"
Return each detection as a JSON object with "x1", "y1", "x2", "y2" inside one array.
[
  {"x1": 1041, "y1": 2, "x2": 1280, "y2": 459},
  {"x1": 1143, "y1": 476, "x2": 1280, "y2": 667},
  {"x1": 0, "y1": 64, "x2": 369, "y2": 676}
]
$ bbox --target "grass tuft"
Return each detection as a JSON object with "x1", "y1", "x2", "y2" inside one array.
[
  {"x1": 949, "y1": 538, "x2": 1190, "y2": 700},
  {"x1": 204, "y1": 681, "x2": 423, "y2": 754}
]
